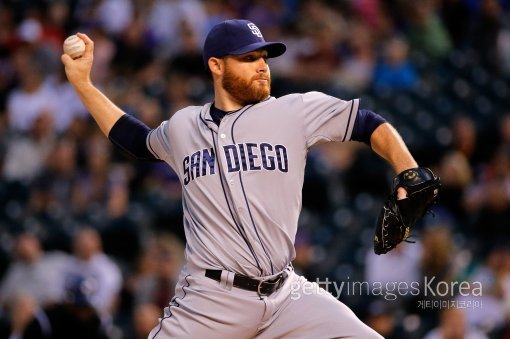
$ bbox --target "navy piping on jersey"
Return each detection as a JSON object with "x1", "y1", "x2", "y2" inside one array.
[
  {"x1": 237, "y1": 171, "x2": 274, "y2": 275},
  {"x1": 341, "y1": 100, "x2": 356, "y2": 142},
  {"x1": 151, "y1": 274, "x2": 191, "y2": 339},
  {"x1": 209, "y1": 126, "x2": 264, "y2": 274},
  {"x1": 231, "y1": 104, "x2": 275, "y2": 275},
  {"x1": 201, "y1": 103, "x2": 244, "y2": 125},
  {"x1": 210, "y1": 128, "x2": 263, "y2": 272}
]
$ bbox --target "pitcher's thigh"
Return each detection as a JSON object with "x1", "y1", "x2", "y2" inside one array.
[{"x1": 257, "y1": 279, "x2": 383, "y2": 339}]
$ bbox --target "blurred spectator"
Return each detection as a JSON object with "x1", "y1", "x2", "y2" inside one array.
[
  {"x1": 94, "y1": 0, "x2": 134, "y2": 36},
  {"x1": 162, "y1": 71, "x2": 198, "y2": 114},
  {"x1": 244, "y1": 0, "x2": 286, "y2": 33},
  {"x1": 493, "y1": 247, "x2": 510, "y2": 338},
  {"x1": 373, "y1": 36, "x2": 418, "y2": 90},
  {"x1": 465, "y1": 148, "x2": 510, "y2": 250},
  {"x1": 146, "y1": 0, "x2": 207, "y2": 60},
  {"x1": 334, "y1": 20, "x2": 376, "y2": 93},
  {"x1": 420, "y1": 224, "x2": 456, "y2": 284},
  {"x1": 21, "y1": 273, "x2": 109, "y2": 339},
  {"x1": 63, "y1": 227, "x2": 122, "y2": 322},
  {"x1": 201, "y1": 0, "x2": 237, "y2": 35},
  {"x1": 2, "y1": 112, "x2": 55, "y2": 182},
  {"x1": 423, "y1": 307, "x2": 488, "y2": 339},
  {"x1": 462, "y1": 246, "x2": 509, "y2": 334},
  {"x1": 419, "y1": 223, "x2": 473, "y2": 309},
  {"x1": 130, "y1": 233, "x2": 184, "y2": 310},
  {"x1": 449, "y1": 115, "x2": 485, "y2": 168},
  {"x1": 111, "y1": 14, "x2": 155, "y2": 78},
  {"x1": 26, "y1": 137, "x2": 81, "y2": 250},
  {"x1": 6, "y1": 51, "x2": 58, "y2": 133},
  {"x1": 470, "y1": 0, "x2": 504, "y2": 72},
  {"x1": 291, "y1": 0, "x2": 345, "y2": 83},
  {"x1": 167, "y1": 21, "x2": 207, "y2": 79},
  {"x1": 71, "y1": 130, "x2": 129, "y2": 220},
  {"x1": 436, "y1": 151, "x2": 472, "y2": 223},
  {"x1": 41, "y1": 1, "x2": 69, "y2": 52},
  {"x1": 292, "y1": 21, "x2": 343, "y2": 83},
  {"x1": 126, "y1": 303, "x2": 161, "y2": 339},
  {"x1": 350, "y1": 0, "x2": 385, "y2": 33},
  {"x1": 404, "y1": 0, "x2": 452, "y2": 61},
  {"x1": 0, "y1": 232, "x2": 69, "y2": 309},
  {"x1": 295, "y1": 0, "x2": 345, "y2": 38},
  {"x1": 87, "y1": 27, "x2": 116, "y2": 86},
  {"x1": 15, "y1": 17, "x2": 60, "y2": 78},
  {"x1": 500, "y1": 28, "x2": 510, "y2": 76},
  {"x1": 365, "y1": 242, "x2": 422, "y2": 301},
  {"x1": 49, "y1": 68, "x2": 88, "y2": 134},
  {"x1": 2, "y1": 294, "x2": 38, "y2": 339}
]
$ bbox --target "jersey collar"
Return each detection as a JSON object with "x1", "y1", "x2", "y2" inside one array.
[{"x1": 199, "y1": 96, "x2": 275, "y2": 131}]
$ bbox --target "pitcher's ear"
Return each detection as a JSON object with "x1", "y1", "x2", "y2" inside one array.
[{"x1": 208, "y1": 57, "x2": 223, "y2": 76}]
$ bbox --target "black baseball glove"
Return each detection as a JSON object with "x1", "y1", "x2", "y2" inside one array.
[{"x1": 374, "y1": 167, "x2": 441, "y2": 255}]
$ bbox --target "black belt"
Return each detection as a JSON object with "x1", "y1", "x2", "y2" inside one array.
[{"x1": 205, "y1": 269, "x2": 288, "y2": 296}]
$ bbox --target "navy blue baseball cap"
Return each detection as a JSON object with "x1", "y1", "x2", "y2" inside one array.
[{"x1": 203, "y1": 19, "x2": 286, "y2": 66}]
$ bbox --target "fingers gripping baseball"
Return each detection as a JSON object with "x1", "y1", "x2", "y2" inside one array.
[{"x1": 61, "y1": 33, "x2": 94, "y2": 87}]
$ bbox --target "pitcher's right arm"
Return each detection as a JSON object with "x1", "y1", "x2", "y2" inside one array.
[
  {"x1": 61, "y1": 33, "x2": 124, "y2": 136},
  {"x1": 61, "y1": 33, "x2": 156, "y2": 160}
]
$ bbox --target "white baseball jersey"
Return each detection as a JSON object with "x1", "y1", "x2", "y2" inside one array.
[{"x1": 147, "y1": 91, "x2": 359, "y2": 277}]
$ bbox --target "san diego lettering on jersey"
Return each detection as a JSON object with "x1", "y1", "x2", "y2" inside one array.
[{"x1": 183, "y1": 142, "x2": 289, "y2": 185}]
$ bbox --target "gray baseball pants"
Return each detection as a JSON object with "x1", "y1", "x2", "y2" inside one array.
[{"x1": 148, "y1": 265, "x2": 383, "y2": 338}]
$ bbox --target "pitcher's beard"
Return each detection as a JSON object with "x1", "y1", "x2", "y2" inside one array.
[{"x1": 222, "y1": 67, "x2": 271, "y2": 106}]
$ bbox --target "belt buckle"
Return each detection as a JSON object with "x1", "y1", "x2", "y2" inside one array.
[
  {"x1": 257, "y1": 279, "x2": 266, "y2": 296},
  {"x1": 257, "y1": 272, "x2": 286, "y2": 296}
]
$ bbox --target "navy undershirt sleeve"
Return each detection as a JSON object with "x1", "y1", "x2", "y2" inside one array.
[
  {"x1": 108, "y1": 114, "x2": 159, "y2": 161},
  {"x1": 350, "y1": 109, "x2": 386, "y2": 146}
]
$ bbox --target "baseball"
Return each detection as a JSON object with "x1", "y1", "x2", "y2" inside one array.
[{"x1": 63, "y1": 34, "x2": 85, "y2": 59}]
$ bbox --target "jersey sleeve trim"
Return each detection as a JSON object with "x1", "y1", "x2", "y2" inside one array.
[
  {"x1": 342, "y1": 99, "x2": 359, "y2": 142},
  {"x1": 146, "y1": 120, "x2": 174, "y2": 164}
]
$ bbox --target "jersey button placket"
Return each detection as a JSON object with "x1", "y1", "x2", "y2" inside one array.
[
  {"x1": 216, "y1": 127, "x2": 234, "y2": 189},
  {"x1": 219, "y1": 114, "x2": 229, "y2": 140},
  {"x1": 217, "y1": 122, "x2": 242, "y2": 215}
]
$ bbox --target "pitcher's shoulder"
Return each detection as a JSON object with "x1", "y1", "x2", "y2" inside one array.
[
  {"x1": 170, "y1": 105, "x2": 206, "y2": 121},
  {"x1": 165, "y1": 105, "x2": 208, "y2": 127},
  {"x1": 273, "y1": 91, "x2": 330, "y2": 103}
]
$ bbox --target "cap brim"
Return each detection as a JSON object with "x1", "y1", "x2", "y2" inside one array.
[{"x1": 230, "y1": 41, "x2": 286, "y2": 58}]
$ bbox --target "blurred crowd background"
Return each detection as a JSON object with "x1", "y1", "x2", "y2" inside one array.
[{"x1": 0, "y1": 0, "x2": 509, "y2": 338}]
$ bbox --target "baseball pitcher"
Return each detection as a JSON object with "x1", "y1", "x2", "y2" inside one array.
[{"x1": 61, "y1": 19, "x2": 440, "y2": 338}]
